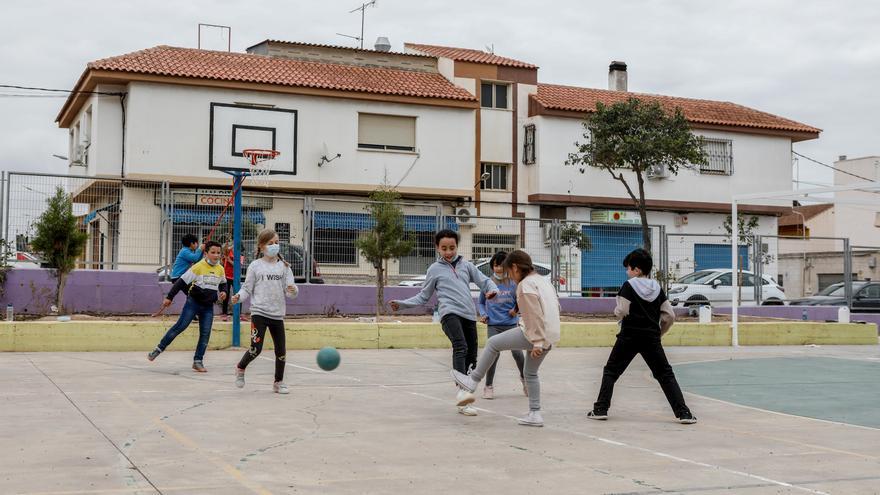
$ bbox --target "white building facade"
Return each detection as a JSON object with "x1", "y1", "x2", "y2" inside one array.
[{"x1": 55, "y1": 40, "x2": 820, "y2": 292}]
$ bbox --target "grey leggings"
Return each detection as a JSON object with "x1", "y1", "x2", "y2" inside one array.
[
  {"x1": 485, "y1": 325, "x2": 525, "y2": 386},
  {"x1": 470, "y1": 328, "x2": 550, "y2": 411}
]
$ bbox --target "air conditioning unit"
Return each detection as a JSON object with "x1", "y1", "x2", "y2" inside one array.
[
  {"x1": 542, "y1": 223, "x2": 553, "y2": 246},
  {"x1": 646, "y1": 164, "x2": 670, "y2": 180},
  {"x1": 455, "y1": 207, "x2": 477, "y2": 226}
]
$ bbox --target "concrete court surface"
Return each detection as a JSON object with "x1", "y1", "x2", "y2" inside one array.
[{"x1": 1, "y1": 345, "x2": 879, "y2": 495}]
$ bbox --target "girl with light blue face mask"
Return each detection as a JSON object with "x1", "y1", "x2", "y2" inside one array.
[{"x1": 230, "y1": 228, "x2": 299, "y2": 394}]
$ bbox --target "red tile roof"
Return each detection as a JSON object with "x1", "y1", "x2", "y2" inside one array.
[
  {"x1": 533, "y1": 84, "x2": 821, "y2": 135},
  {"x1": 86, "y1": 46, "x2": 476, "y2": 102},
  {"x1": 405, "y1": 43, "x2": 537, "y2": 69},
  {"x1": 778, "y1": 204, "x2": 834, "y2": 227}
]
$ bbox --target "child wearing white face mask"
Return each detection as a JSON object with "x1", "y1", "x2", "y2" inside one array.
[{"x1": 231, "y1": 228, "x2": 298, "y2": 394}]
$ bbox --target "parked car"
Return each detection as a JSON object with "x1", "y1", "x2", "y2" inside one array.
[
  {"x1": 7, "y1": 251, "x2": 42, "y2": 269},
  {"x1": 788, "y1": 281, "x2": 880, "y2": 312},
  {"x1": 398, "y1": 258, "x2": 567, "y2": 292},
  {"x1": 157, "y1": 244, "x2": 324, "y2": 284},
  {"x1": 667, "y1": 269, "x2": 785, "y2": 306}
]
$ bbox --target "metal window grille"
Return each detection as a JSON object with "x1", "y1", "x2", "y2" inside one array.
[
  {"x1": 523, "y1": 124, "x2": 536, "y2": 165},
  {"x1": 700, "y1": 138, "x2": 733, "y2": 175},
  {"x1": 480, "y1": 163, "x2": 509, "y2": 190}
]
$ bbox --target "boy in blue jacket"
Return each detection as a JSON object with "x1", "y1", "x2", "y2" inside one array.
[{"x1": 170, "y1": 234, "x2": 203, "y2": 283}]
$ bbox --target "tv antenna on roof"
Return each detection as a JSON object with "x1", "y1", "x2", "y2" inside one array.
[
  {"x1": 336, "y1": 0, "x2": 378, "y2": 49},
  {"x1": 198, "y1": 23, "x2": 231, "y2": 51}
]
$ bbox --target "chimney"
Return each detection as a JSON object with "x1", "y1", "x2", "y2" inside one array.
[
  {"x1": 374, "y1": 36, "x2": 391, "y2": 52},
  {"x1": 838, "y1": 155, "x2": 848, "y2": 161},
  {"x1": 608, "y1": 61, "x2": 627, "y2": 92}
]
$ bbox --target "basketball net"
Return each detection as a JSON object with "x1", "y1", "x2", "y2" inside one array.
[{"x1": 243, "y1": 149, "x2": 280, "y2": 187}]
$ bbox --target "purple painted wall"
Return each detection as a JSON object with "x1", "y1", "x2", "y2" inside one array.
[
  {"x1": 7, "y1": 269, "x2": 872, "y2": 326},
  {"x1": 0, "y1": 268, "x2": 623, "y2": 316},
  {"x1": 713, "y1": 306, "x2": 880, "y2": 327}
]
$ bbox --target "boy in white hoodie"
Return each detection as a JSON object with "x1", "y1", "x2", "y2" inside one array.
[{"x1": 587, "y1": 248, "x2": 697, "y2": 424}]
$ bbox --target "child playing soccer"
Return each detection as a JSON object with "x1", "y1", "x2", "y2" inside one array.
[
  {"x1": 231, "y1": 228, "x2": 298, "y2": 394},
  {"x1": 149, "y1": 240, "x2": 226, "y2": 372},
  {"x1": 452, "y1": 250, "x2": 560, "y2": 427},
  {"x1": 586, "y1": 248, "x2": 697, "y2": 424},
  {"x1": 478, "y1": 251, "x2": 526, "y2": 400},
  {"x1": 390, "y1": 229, "x2": 498, "y2": 416},
  {"x1": 170, "y1": 234, "x2": 203, "y2": 283}
]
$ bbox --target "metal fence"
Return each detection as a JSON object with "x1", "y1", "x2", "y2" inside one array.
[
  {"x1": 2, "y1": 171, "x2": 867, "y2": 302},
  {"x1": 3, "y1": 171, "x2": 164, "y2": 269},
  {"x1": 770, "y1": 235, "x2": 850, "y2": 302}
]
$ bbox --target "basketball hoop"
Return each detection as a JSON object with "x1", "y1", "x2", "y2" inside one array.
[{"x1": 242, "y1": 149, "x2": 280, "y2": 186}]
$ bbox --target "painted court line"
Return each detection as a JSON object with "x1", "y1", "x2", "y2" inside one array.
[
  {"x1": 264, "y1": 354, "x2": 831, "y2": 494},
  {"x1": 115, "y1": 393, "x2": 274, "y2": 495}
]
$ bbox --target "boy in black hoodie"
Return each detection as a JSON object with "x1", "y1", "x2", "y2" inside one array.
[{"x1": 587, "y1": 249, "x2": 697, "y2": 424}]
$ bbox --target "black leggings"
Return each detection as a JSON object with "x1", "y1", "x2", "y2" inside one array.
[
  {"x1": 441, "y1": 314, "x2": 478, "y2": 374},
  {"x1": 237, "y1": 315, "x2": 286, "y2": 382}
]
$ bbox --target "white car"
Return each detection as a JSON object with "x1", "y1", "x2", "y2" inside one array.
[
  {"x1": 398, "y1": 258, "x2": 567, "y2": 292},
  {"x1": 667, "y1": 269, "x2": 785, "y2": 306}
]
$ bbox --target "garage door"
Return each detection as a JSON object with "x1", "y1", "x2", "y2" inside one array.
[
  {"x1": 581, "y1": 225, "x2": 643, "y2": 294},
  {"x1": 694, "y1": 243, "x2": 749, "y2": 272}
]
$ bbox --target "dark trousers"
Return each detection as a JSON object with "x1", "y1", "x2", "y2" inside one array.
[
  {"x1": 157, "y1": 297, "x2": 213, "y2": 361},
  {"x1": 221, "y1": 278, "x2": 234, "y2": 315},
  {"x1": 485, "y1": 324, "x2": 525, "y2": 386},
  {"x1": 441, "y1": 314, "x2": 478, "y2": 374},
  {"x1": 594, "y1": 332, "x2": 691, "y2": 417},
  {"x1": 237, "y1": 315, "x2": 287, "y2": 382}
]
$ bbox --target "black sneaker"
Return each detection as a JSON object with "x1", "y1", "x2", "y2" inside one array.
[
  {"x1": 678, "y1": 411, "x2": 698, "y2": 424},
  {"x1": 147, "y1": 348, "x2": 161, "y2": 361},
  {"x1": 587, "y1": 409, "x2": 608, "y2": 420}
]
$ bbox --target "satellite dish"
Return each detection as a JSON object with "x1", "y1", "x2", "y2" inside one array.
[{"x1": 318, "y1": 142, "x2": 342, "y2": 167}]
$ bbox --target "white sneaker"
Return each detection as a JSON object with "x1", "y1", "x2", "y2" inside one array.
[
  {"x1": 273, "y1": 382, "x2": 289, "y2": 394},
  {"x1": 456, "y1": 388, "x2": 475, "y2": 407},
  {"x1": 482, "y1": 385, "x2": 494, "y2": 400},
  {"x1": 451, "y1": 369, "x2": 477, "y2": 393},
  {"x1": 234, "y1": 367, "x2": 245, "y2": 388},
  {"x1": 458, "y1": 405, "x2": 478, "y2": 416},
  {"x1": 517, "y1": 410, "x2": 544, "y2": 427}
]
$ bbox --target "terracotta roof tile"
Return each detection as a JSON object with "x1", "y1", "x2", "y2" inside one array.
[
  {"x1": 534, "y1": 83, "x2": 820, "y2": 134},
  {"x1": 405, "y1": 43, "x2": 537, "y2": 69},
  {"x1": 87, "y1": 46, "x2": 476, "y2": 102}
]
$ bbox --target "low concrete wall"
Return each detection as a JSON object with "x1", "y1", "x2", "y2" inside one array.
[
  {"x1": 1, "y1": 320, "x2": 874, "y2": 352},
  {"x1": 713, "y1": 306, "x2": 880, "y2": 329}
]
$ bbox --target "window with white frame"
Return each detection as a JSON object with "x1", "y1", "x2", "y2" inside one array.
[
  {"x1": 523, "y1": 124, "x2": 536, "y2": 164},
  {"x1": 699, "y1": 138, "x2": 733, "y2": 175},
  {"x1": 472, "y1": 234, "x2": 519, "y2": 262},
  {"x1": 480, "y1": 82, "x2": 509, "y2": 109},
  {"x1": 358, "y1": 113, "x2": 416, "y2": 152},
  {"x1": 480, "y1": 163, "x2": 509, "y2": 190}
]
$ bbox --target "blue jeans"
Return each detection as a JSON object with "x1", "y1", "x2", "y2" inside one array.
[{"x1": 157, "y1": 297, "x2": 214, "y2": 361}]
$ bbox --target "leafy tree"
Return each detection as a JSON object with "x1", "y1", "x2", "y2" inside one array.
[
  {"x1": 355, "y1": 185, "x2": 415, "y2": 317},
  {"x1": 30, "y1": 187, "x2": 88, "y2": 314},
  {"x1": 559, "y1": 223, "x2": 592, "y2": 251},
  {"x1": 566, "y1": 98, "x2": 707, "y2": 250}
]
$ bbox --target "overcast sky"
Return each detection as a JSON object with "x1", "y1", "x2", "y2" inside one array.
[{"x1": 2, "y1": 0, "x2": 878, "y2": 189}]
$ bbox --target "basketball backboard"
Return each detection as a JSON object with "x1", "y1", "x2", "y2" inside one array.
[{"x1": 209, "y1": 103, "x2": 297, "y2": 174}]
